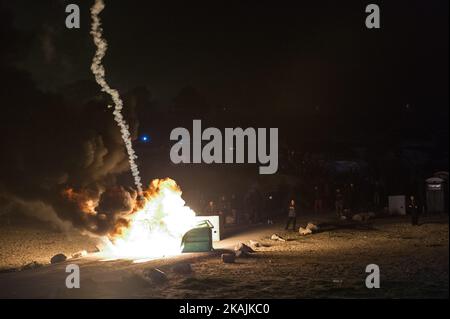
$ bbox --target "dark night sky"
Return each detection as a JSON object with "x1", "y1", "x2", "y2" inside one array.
[
  {"x1": 0, "y1": 0, "x2": 448, "y2": 155},
  {"x1": 2, "y1": 0, "x2": 448, "y2": 112}
]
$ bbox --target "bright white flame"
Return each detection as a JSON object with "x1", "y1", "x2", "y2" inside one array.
[{"x1": 99, "y1": 179, "x2": 198, "y2": 260}]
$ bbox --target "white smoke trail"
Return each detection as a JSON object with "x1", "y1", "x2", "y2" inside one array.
[{"x1": 90, "y1": 0, "x2": 143, "y2": 195}]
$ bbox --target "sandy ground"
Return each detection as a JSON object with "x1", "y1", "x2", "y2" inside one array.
[
  {"x1": 0, "y1": 224, "x2": 98, "y2": 270},
  {"x1": 0, "y1": 213, "x2": 448, "y2": 298}
]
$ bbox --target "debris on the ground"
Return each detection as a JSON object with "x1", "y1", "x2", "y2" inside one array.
[
  {"x1": 299, "y1": 227, "x2": 313, "y2": 236},
  {"x1": 172, "y1": 263, "x2": 192, "y2": 274},
  {"x1": 21, "y1": 261, "x2": 43, "y2": 270},
  {"x1": 249, "y1": 240, "x2": 261, "y2": 247},
  {"x1": 271, "y1": 234, "x2": 286, "y2": 241},
  {"x1": 297, "y1": 222, "x2": 320, "y2": 236},
  {"x1": 235, "y1": 242, "x2": 255, "y2": 254},
  {"x1": 234, "y1": 242, "x2": 255, "y2": 258},
  {"x1": 306, "y1": 222, "x2": 319, "y2": 233},
  {"x1": 221, "y1": 253, "x2": 236, "y2": 263},
  {"x1": 71, "y1": 250, "x2": 88, "y2": 259},
  {"x1": 50, "y1": 253, "x2": 67, "y2": 264},
  {"x1": 143, "y1": 268, "x2": 168, "y2": 283}
]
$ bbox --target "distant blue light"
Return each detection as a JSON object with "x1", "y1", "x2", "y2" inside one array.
[{"x1": 140, "y1": 134, "x2": 151, "y2": 143}]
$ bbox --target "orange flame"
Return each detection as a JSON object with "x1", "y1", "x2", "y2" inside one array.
[
  {"x1": 62, "y1": 178, "x2": 198, "y2": 260},
  {"x1": 62, "y1": 188, "x2": 99, "y2": 215},
  {"x1": 100, "y1": 178, "x2": 198, "y2": 260}
]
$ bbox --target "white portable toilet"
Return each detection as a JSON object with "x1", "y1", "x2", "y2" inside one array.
[
  {"x1": 388, "y1": 195, "x2": 406, "y2": 215},
  {"x1": 426, "y1": 177, "x2": 445, "y2": 213}
]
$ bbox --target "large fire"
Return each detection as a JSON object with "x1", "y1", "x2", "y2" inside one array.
[
  {"x1": 87, "y1": 1, "x2": 199, "y2": 260},
  {"x1": 64, "y1": 178, "x2": 198, "y2": 261},
  {"x1": 100, "y1": 178, "x2": 198, "y2": 260}
]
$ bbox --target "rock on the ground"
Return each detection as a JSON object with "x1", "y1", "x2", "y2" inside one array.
[
  {"x1": 71, "y1": 250, "x2": 88, "y2": 259},
  {"x1": 299, "y1": 227, "x2": 313, "y2": 236},
  {"x1": 222, "y1": 253, "x2": 236, "y2": 263},
  {"x1": 50, "y1": 253, "x2": 67, "y2": 264},
  {"x1": 271, "y1": 234, "x2": 286, "y2": 242},
  {"x1": 235, "y1": 243, "x2": 255, "y2": 254},
  {"x1": 352, "y1": 214, "x2": 363, "y2": 221},
  {"x1": 172, "y1": 263, "x2": 192, "y2": 274},
  {"x1": 143, "y1": 268, "x2": 168, "y2": 283},
  {"x1": 306, "y1": 222, "x2": 319, "y2": 233}
]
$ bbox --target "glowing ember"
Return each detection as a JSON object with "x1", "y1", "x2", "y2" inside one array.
[{"x1": 99, "y1": 178, "x2": 197, "y2": 260}]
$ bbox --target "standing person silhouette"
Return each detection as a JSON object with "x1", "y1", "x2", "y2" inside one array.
[
  {"x1": 285, "y1": 199, "x2": 297, "y2": 231},
  {"x1": 408, "y1": 195, "x2": 420, "y2": 226}
]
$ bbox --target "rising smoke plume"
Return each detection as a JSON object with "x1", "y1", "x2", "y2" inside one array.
[
  {"x1": 0, "y1": 3, "x2": 143, "y2": 235},
  {"x1": 90, "y1": 0, "x2": 143, "y2": 195}
]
